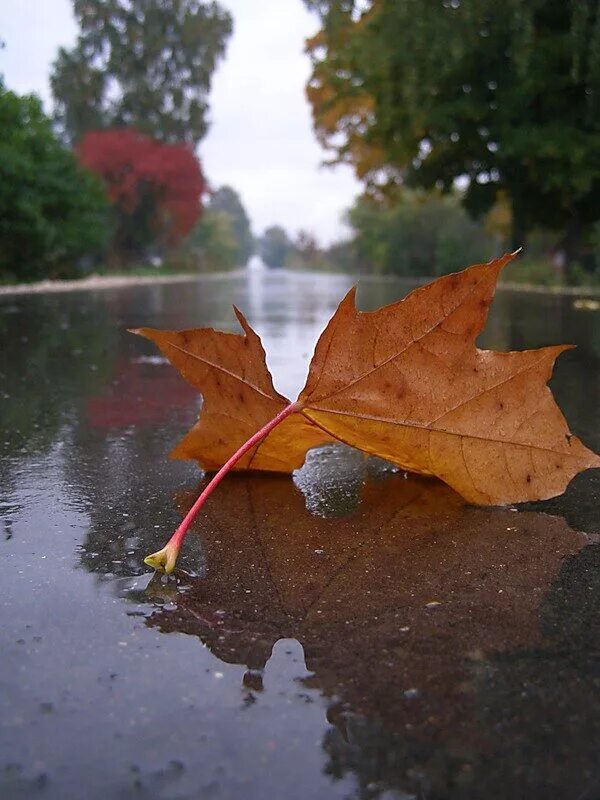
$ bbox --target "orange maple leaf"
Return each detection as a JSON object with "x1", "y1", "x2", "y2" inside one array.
[
  {"x1": 133, "y1": 253, "x2": 599, "y2": 572},
  {"x1": 134, "y1": 307, "x2": 334, "y2": 473}
]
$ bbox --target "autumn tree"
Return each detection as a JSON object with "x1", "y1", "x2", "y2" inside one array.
[
  {"x1": 51, "y1": 0, "x2": 232, "y2": 146},
  {"x1": 77, "y1": 128, "x2": 206, "y2": 265},
  {"x1": 0, "y1": 83, "x2": 108, "y2": 281},
  {"x1": 304, "y1": 0, "x2": 600, "y2": 273}
]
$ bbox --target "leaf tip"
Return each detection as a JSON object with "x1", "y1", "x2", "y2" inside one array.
[
  {"x1": 341, "y1": 284, "x2": 358, "y2": 310},
  {"x1": 496, "y1": 250, "x2": 521, "y2": 273},
  {"x1": 232, "y1": 305, "x2": 252, "y2": 335}
]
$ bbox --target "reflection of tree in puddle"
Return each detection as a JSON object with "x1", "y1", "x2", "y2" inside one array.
[
  {"x1": 138, "y1": 470, "x2": 597, "y2": 800},
  {"x1": 68, "y1": 352, "x2": 202, "y2": 579},
  {"x1": 0, "y1": 294, "x2": 118, "y2": 516}
]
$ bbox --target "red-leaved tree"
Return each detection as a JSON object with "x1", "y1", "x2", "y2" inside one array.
[{"x1": 77, "y1": 128, "x2": 206, "y2": 266}]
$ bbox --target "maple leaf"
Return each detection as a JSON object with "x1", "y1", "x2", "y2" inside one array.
[
  {"x1": 132, "y1": 252, "x2": 599, "y2": 572},
  {"x1": 134, "y1": 307, "x2": 334, "y2": 473}
]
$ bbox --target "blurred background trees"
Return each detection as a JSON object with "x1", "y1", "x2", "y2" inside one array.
[
  {"x1": 256, "y1": 191, "x2": 496, "y2": 277},
  {"x1": 209, "y1": 186, "x2": 254, "y2": 265},
  {"x1": 345, "y1": 190, "x2": 494, "y2": 277},
  {"x1": 178, "y1": 185, "x2": 253, "y2": 270},
  {"x1": 77, "y1": 128, "x2": 206, "y2": 268},
  {"x1": 0, "y1": 82, "x2": 108, "y2": 282},
  {"x1": 46, "y1": 0, "x2": 233, "y2": 273},
  {"x1": 1, "y1": 0, "x2": 236, "y2": 281},
  {"x1": 303, "y1": 0, "x2": 600, "y2": 282},
  {"x1": 51, "y1": 0, "x2": 232, "y2": 146},
  {"x1": 1, "y1": 0, "x2": 599, "y2": 285},
  {"x1": 258, "y1": 225, "x2": 294, "y2": 268}
]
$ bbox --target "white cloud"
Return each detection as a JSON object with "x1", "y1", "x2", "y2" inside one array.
[{"x1": 0, "y1": 0, "x2": 360, "y2": 244}]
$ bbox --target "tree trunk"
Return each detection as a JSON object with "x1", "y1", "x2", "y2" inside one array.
[
  {"x1": 510, "y1": 204, "x2": 528, "y2": 254},
  {"x1": 561, "y1": 212, "x2": 583, "y2": 286}
]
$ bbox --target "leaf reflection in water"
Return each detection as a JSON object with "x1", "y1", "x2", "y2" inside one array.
[{"x1": 146, "y1": 471, "x2": 588, "y2": 737}]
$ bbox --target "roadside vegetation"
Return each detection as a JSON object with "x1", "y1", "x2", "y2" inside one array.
[{"x1": 1, "y1": 0, "x2": 598, "y2": 288}]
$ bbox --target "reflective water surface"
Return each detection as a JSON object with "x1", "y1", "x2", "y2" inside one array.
[{"x1": 1, "y1": 269, "x2": 599, "y2": 800}]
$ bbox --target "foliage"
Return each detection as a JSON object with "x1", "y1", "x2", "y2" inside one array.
[
  {"x1": 346, "y1": 190, "x2": 495, "y2": 277},
  {"x1": 259, "y1": 225, "x2": 294, "y2": 268},
  {"x1": 177, "y1": 185, "x2": 253, "y2": 270},
  {"x1": 137, "y1": 252, "x2": 599, "y2": 572},
  {"x1": 504, "y1": 256, "x2": 563, "y2": 287},
  {"x1": 77, "y1": 128, "x2": 206, "y2": 266},
  {"x1": 208, "y1": 186, "x2": 254, "y2": 266},
  {"x1": 304, "y1": 0, "x2": 600, "y2": 270},
  {"x1": 286, "y1": 230, "x2": 332, "y2": 271},
  {"x1": 51, "y1": 0, "x2": 232, "y2": 145},
  {"x1": 178, "y1": 208, "x2": 239, "y2": 271},
  {"x1": 324, "y1": 238, "x2": 359, "y2": 273},
  {"x1": 0, "y1": 84, "x2": 109, "y2": 282},
  {"x1": 0, "y1": 290, "x2": 116, "y2": 465}
]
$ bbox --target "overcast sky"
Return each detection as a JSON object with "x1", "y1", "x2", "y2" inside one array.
[{"x1": 0, "y1": 0, "x2": 360, "y2": 244}]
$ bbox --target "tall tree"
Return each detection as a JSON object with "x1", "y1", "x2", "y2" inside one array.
[
  {"x1": 51, "y1": 0, "x2": 233, "y2": 146},
  {"x1": 304, "y1": 0, "x2": 600, "y2": 272},
  {"x1": 0, "y1": 83, "x2": 108, "y2": 281},
  {"x1": 77, "y1": 128, "x2": 206, "y2": 265},
  {"x1": 209, "y1": 186, "x2": 254, "y2": 265},
  {"x1": 259, "y1": 225, "x2": 293, "y2": 269},
  {"x1": 180, "y1": 209, "x2": 239, "y2": 271}
]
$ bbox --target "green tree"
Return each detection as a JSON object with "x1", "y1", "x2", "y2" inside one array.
[
  {"x1": 304, "y1": 0, "x2": 600, "y2": 274},
  {"x1": 180, "y1": 209, "x2": 239, "y2": 271},
  {"x1": 0, "y1": 83, "x2": 108, "y2": 282},
  {"x1": 209, "y1": 186, "x2": 254, "y2": 266},
  {"x1": 259, "y1": 225, "x2": 293, "y2": 268},
  {"x1": 51, "y1": 0, "x2": 233, "y2": 145},
  {"x1": 346, "y1": 190, "x2": 494, "y2": 277}
]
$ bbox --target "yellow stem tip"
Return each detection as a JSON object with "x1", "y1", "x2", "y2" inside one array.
[{"x1": 144, "y1": 543, "x2": 179, "y2": 574}]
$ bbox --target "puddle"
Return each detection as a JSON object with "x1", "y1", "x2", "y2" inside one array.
[{"x1": 0, "y1": 269, "x2": 598, "y2": 799}]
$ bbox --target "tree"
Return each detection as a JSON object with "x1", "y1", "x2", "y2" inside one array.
[
  {"x1": 304, "y1": 0, "x2": 600, "y2": 273},
  {"x1": 346, "y1": 190, "x2": 494, "y2": 277},
  {"x1": 286, "y1": 230, "x2": 331, "y2": 270},
  {"x1": 77, "y1": 128, "x2": 206, "y2": 266},
  {"x1": 179, "y1": 209, "x2": 239, "y2": 271},
  {"x1": 0, "y1": 83, "x2": 109, "y2": 282},
  {"x1": 208, "y1": 186, "x2": 254, "y2": 266},
  {"x1": 51, "y1": 0, "x2": 233, "y2": 146},
  {"x1": 259, "y1": 226, "x2": 293, "y2": 268}
]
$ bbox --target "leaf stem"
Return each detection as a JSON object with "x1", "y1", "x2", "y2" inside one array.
[{"x1": 144, "y1": 401, "x2": 301, "y2": 573}]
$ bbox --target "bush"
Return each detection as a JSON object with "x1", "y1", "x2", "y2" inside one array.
[
  {"x1": 347, "y1": 191, "x2": 496, "y2": 277},
  {"x1": 0, "y1": 84, "x2": 109, "y2": 282},
  {"x1": 178, "y1": 209, "x2": 239, "y2": 272}
]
